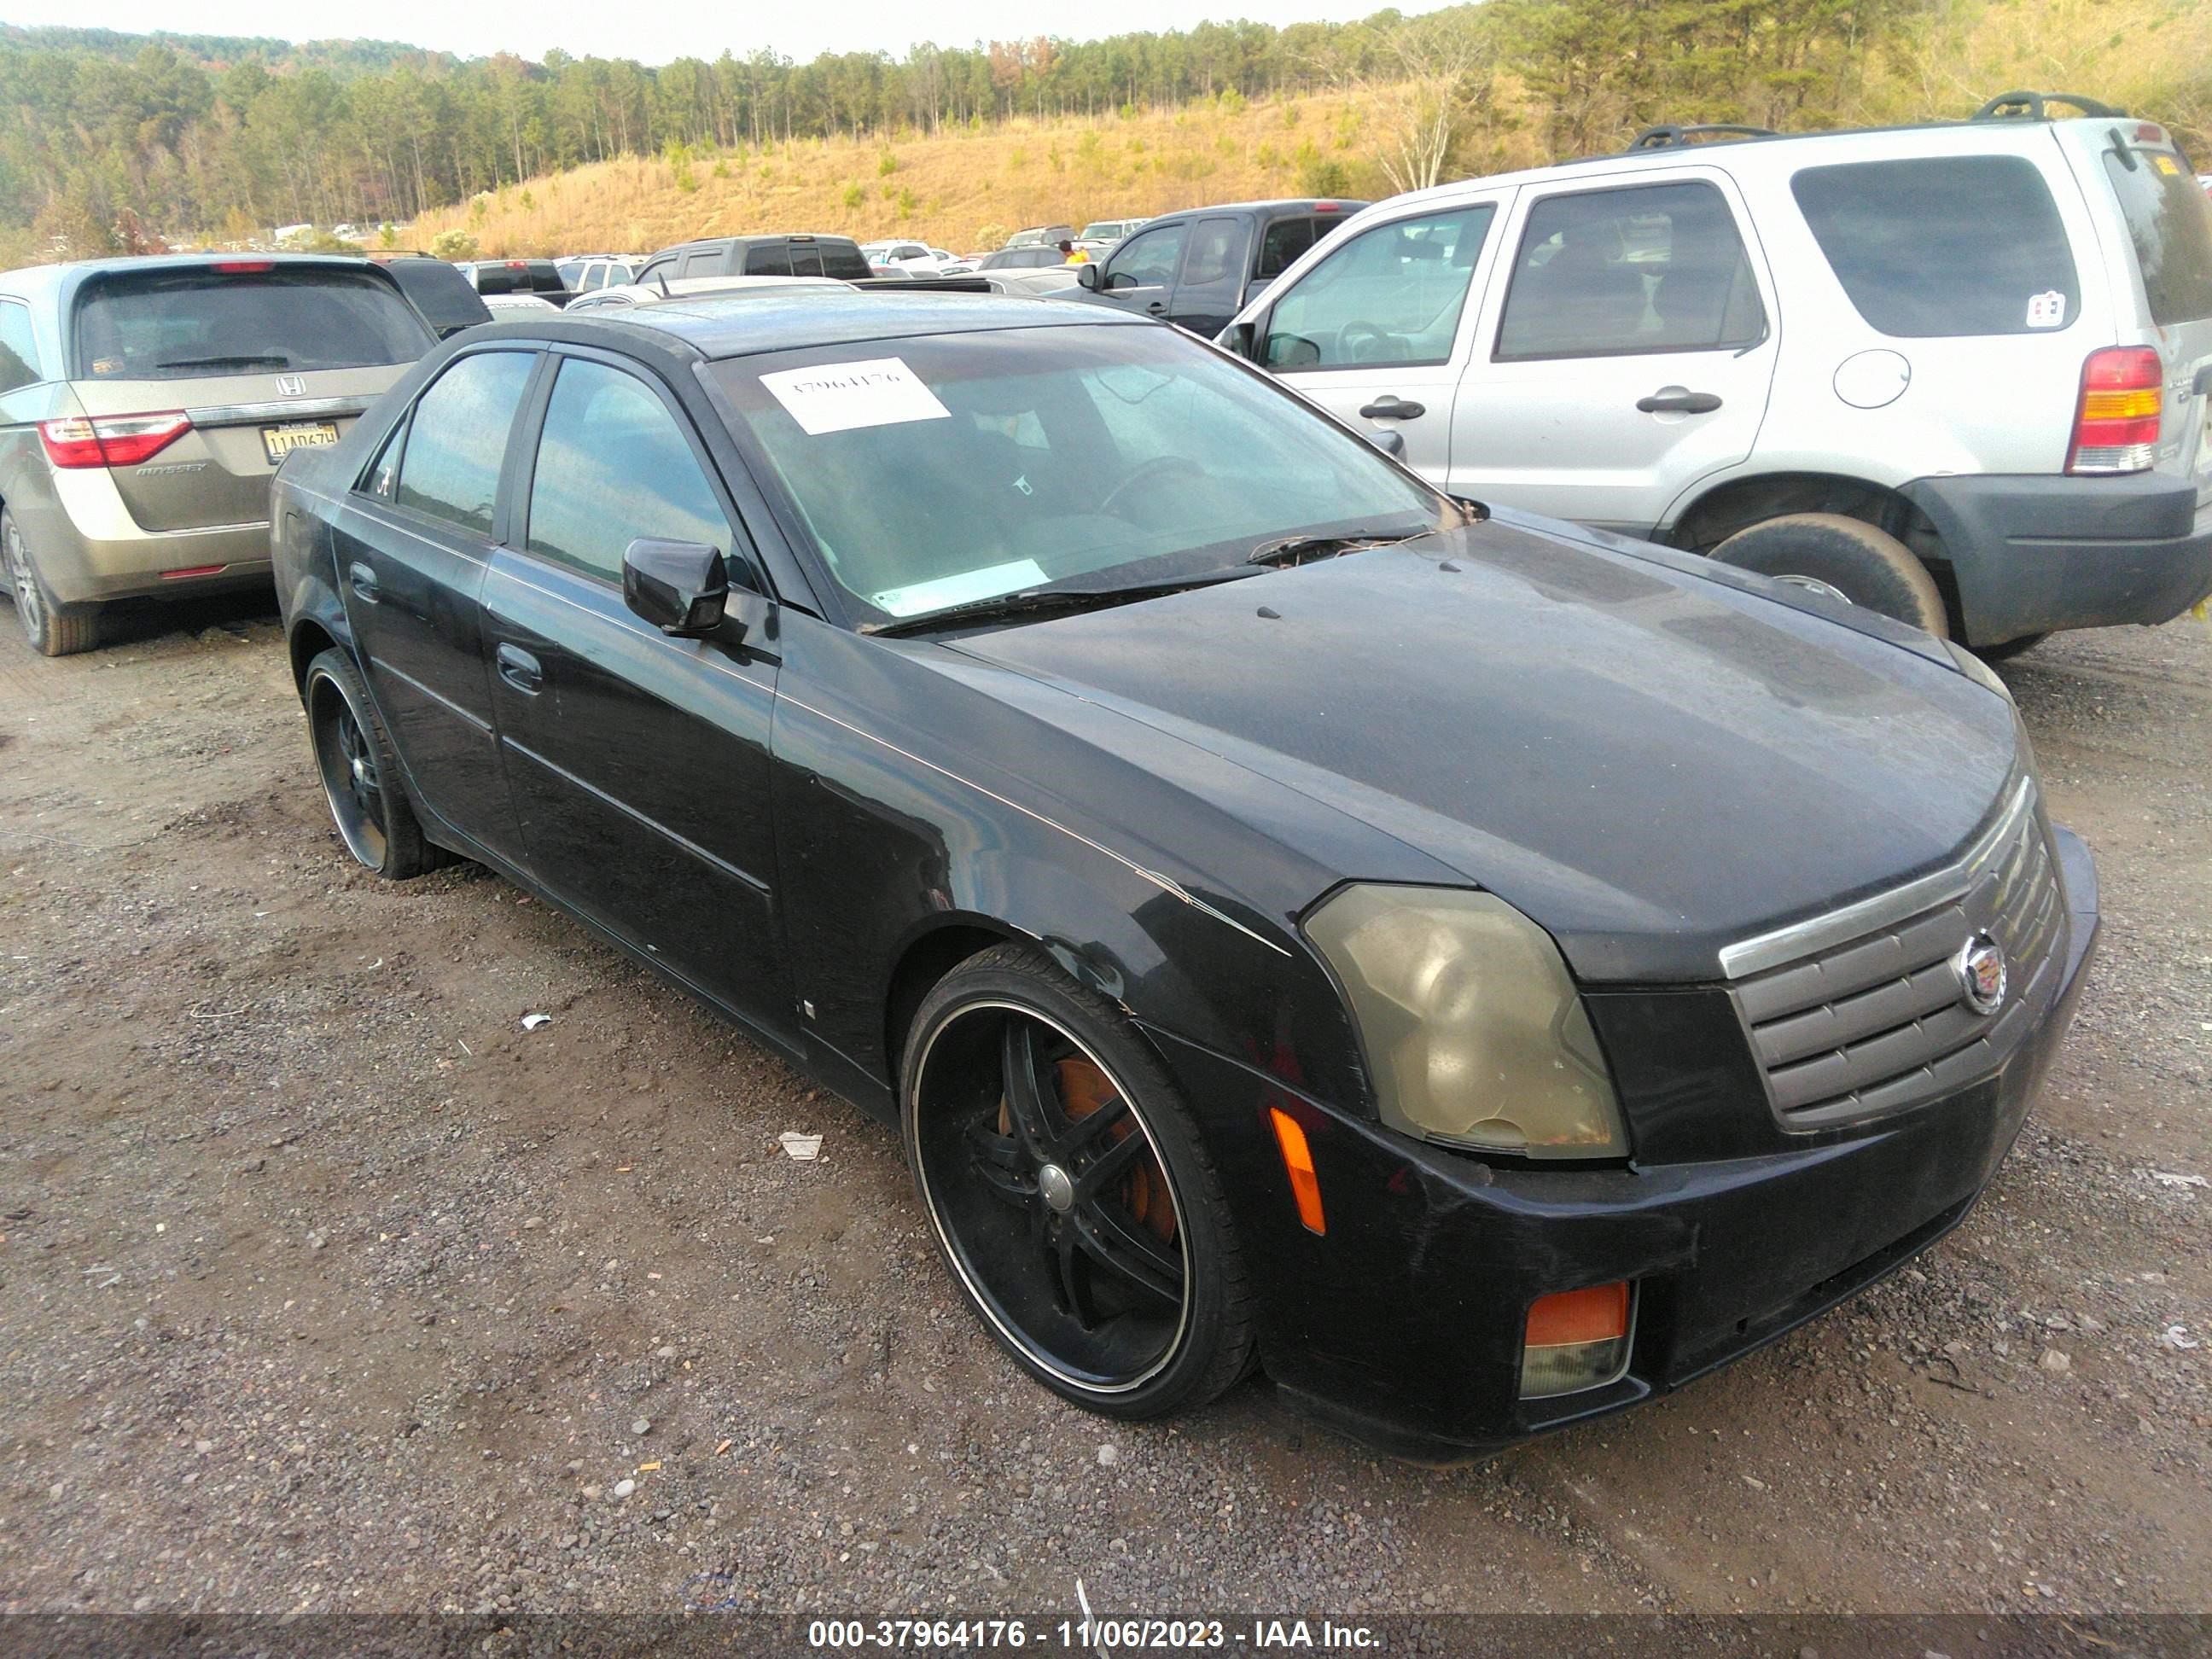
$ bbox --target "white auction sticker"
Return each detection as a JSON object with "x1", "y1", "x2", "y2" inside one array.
[
  {"x1": 760, "y1": 356, "x2": 952, "y2": 435},
  {"x1": 873, "y1": 558, "x2": 1046, "y2": 618},
  {"x1": 2025, "y1": 289, "x2": 2066, "y2": 329}
]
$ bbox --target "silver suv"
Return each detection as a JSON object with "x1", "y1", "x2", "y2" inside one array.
[
  {"x1": 1225, "y1": 93, "x2": 2212, "y2": 652},
  {"x1": 0, "y1": 254, "x2": 434, "y2": 655}
]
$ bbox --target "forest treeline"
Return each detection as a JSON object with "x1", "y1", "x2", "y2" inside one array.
[{"x1": 0, "y1": 1, "x2": 2203, "y2": 261}]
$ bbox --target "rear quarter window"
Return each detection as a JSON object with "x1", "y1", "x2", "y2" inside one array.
[
  {"x1": 73, "y1": 267, "x2": 433, "y2": 380},
  {"x1": 1791, "y1": 155, "x2": 2081, "y2": 337},
  {"x1": 2099, "y1": 144, "x2": 2212, "y2": 325}
]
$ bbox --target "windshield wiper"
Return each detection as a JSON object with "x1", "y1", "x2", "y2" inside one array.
[
  {"x1": 155, "y1": 353, "x2": 291, "y2": 370},
  {"x1": 861, "y1": 570, "x2": 1254, "y2": 637},
  {"x1": 1245, "y1": 527, "x2": 1436, "y2": 567}
]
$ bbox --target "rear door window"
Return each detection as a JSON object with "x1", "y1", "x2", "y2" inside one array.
[
  {"x1": 73, "y1": 266, "x2": 432, "y2": 380},
  {"x1": 1179, "y1": 218, "x2": 1243, "y2": 287},
  {"x1": 1497, "y1": 182, "x2": 1764, "y2": 359},
  {"x1": 1792, "y1": 155, "x2": 2082, "y2": 336},
  {"x1": 1266, "y1": 204, "x2": 1495, "y2": 370},
  {"x1": 395, "y1": 351, "x2": 537, "y2": 536},
  {"x1": 744, "y1": 243, "x2": 793, "y2": 276},
  {"x1": 2099, "y1": 144, "x2": 2212, "y2": 325},
  {"x1": 682, "y1": 249, "x2": 725, "y2": 278}
]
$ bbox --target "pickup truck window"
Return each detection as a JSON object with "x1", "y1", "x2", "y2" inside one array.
[
  {"x1": 1265, "y1": 205, "x2": 1494, "y2": 371},
  {"x1": 746, "y1": 244, "x2": 793, "y2": 276},
  {"x1": 682, "y1": 250, "x2": 724, "y2": 278},
  {"x1": 1108, "y1": 223, "x2": 1187, "y2": 290},
  {"x1": 1180, "y1": 218, "x2": 1243, "y2": 286},
  {"x1": 1259, "y1": 218, "x2": 1323, "y2": 277}
]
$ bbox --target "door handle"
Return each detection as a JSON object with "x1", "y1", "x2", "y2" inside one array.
[
  {"x1": 1636, "y1": 389, "x2": 1723, "y2": 415},
  {"x1": 1145, "y1": 300, "x2": 1166, "y2": 314},
  {"x1": 1359, "y1": 397, "x2": 1427, "y2": 420},
  {"x1": 346, "y1": 561, "x2": 380, "y2": 603},
  {"x1": 495, "y1": 643, "x2": 543, "y2": 695}
]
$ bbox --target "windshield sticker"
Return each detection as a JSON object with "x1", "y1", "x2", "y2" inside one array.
[
  {"x1": 2026, "y1": 289, "x2": 2066, "y2": 329},
  {"x1": 760, "y1": 356, "x2": 951, "y2": 436},
  {"x1": 872, "y1": 558, "x2": 1045, "y2": 618}
]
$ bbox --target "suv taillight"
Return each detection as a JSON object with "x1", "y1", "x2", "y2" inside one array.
[
  {"x1": 2067, "y1": 347, "x2": 2162, "y2": 475},
  {"x1": 38, "y1": 412, "x2": 192, "y2": 469}
]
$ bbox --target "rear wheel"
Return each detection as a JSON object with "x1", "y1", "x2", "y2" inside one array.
[
  {"x1": 1709, "y1": 512, "x2": 1948, "y2": 638},
  {"x1": 902, "y1": 944, "x2": 1255, "y2": 1417},
  {"x1": 303, "y1": 647, "x2": 445, "y2": 879},
  {"x1": 3, "y1": 509, "x2": 98, "y2": 657}
]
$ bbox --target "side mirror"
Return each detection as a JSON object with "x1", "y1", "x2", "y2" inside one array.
[
  {"x1": 1076, "y1": 263, "x2": 1103, "y2": 291},
  {"x1": 1360, "y1": 427, "x2": 1406, "y2": 459},
  {"x1": 624, "y1": 538, "x2": 731, "y2": 637}
]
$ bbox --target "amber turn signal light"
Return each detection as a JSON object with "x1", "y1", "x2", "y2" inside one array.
[
  {"x1": 1520, "y1": 1282, "x2": 1633, "y2": 1399},
  {"x1": 1267, "y1": 1107, "x2": 1325, "y2": 1235}
]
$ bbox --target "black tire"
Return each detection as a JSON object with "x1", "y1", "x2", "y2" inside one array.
[
  {"x1": 901, "y1": 942, "x2": 1256, "y2": 1418},
  {"x1": 303, "y1": 647, "x2": 446, "y2": 879},
  {"x1": 3, "y1": 508, "x2": 99, "y2": 657},
  {"x1": 1975, "y1": 632, "x2": 2046, "y2": 663},
  {"x1": 1709, "y1": 512, "x2": 1949, "y2": 638}
]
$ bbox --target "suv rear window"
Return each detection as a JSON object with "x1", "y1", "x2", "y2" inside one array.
[
  {"x1": 74, "y1": 267, "x2": 432, "y2": 380},
  {"x1": 1791, "y1": 156, "x2": 2080, "y2": 337},
  {"x1": 2099, "y1": 145, "x2": 2212, "y2": 326}
]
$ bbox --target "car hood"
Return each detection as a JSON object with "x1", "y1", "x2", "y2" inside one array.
[{"x1": 947, "y1": 520, "x2": 2022, "y2": 982}]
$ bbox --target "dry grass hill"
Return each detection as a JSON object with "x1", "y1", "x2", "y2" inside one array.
[{"x1": 405, "y1": 0, "x2": 2210, "y2": 260}]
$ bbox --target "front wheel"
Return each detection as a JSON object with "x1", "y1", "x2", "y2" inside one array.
[
  {"x1": 303, "y1": 647, "x2": 445, "y2": 879},
  {"x1": 902, "y1": 944, "x2": 1256, "y2": 1417},
  {"x1": 1708, "y1": 512, "x2": 1949, "y2": 638}
]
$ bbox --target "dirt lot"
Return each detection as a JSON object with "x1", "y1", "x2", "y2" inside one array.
[{"x1": 0, "y1": 596, "x2": 2206, "y2": 1621}]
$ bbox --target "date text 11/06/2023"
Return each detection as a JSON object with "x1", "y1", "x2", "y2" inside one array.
[{"x1": 805, "y1": 1617, "x2": 1380, "y2": 1649}]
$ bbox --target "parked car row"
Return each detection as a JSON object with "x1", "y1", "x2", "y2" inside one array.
[{"x1": 2, "y1": 91, "x2": 2205, "y2": 1467}]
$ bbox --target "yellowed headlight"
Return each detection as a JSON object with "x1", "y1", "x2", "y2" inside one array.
[{"x1": 1306, "y1": 886, "x2": 1627, "y2": 1158}]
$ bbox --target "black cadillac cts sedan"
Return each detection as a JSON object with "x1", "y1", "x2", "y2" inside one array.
[{"x1": 271, "y1": 290, "x2": 2097, "y2": 1460}]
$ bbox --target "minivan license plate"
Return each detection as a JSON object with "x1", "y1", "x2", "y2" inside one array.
[{"x1": 262, "y1": 421, "x2": 339, "y2": 464}]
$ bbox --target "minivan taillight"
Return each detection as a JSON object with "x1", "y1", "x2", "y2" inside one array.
[
  {"x1": 2067, "y1": 347, "x2": 2162, "y2": 475},
  {"x1": 38, "y1": 412, "x2": 192, "y2": 469}
]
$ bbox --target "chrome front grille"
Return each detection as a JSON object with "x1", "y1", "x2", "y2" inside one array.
[{"x1": 1728, "y1": 779, "x2": 2067, "y2": 1130}]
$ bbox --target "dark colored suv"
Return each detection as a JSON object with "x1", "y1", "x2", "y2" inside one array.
[
  {"x1": 636, "y1": 236, "x2": 876, "y2": 286},
  {"x1": 1061, "y1": 199, "x2": 1365, "y2": 335}
]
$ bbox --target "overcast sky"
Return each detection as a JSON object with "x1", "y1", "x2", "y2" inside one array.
[{"x1": 9, "y1": 0, "x2": 1446, "y2": 67}]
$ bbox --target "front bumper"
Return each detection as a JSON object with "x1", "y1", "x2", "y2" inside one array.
[
  {"x1": 1901, "y1": 471, "x2": 2212, "y2": 646},
  {"x1": 1148, "y1": 828, "x2": 2098, "y2": 1464}
]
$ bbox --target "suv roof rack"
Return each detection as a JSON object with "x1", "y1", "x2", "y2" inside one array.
[
  {"x1": 1624, "y1": 124, "x2": 1779, "y2": 152},
  {"x1": 1970, "y1": 90, "x2": 2127, "y2": 122}
]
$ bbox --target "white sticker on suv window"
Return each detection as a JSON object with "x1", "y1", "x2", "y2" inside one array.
[
  {"x1": 2026, "y1": 290, "x2": 2066, "y2": 329},
  {"x1": 760, "y1": 356, "x2": 951, "y2": 435},
  {"x1": 872, "y1": 558, "x2": 1046, "y2": 617}
]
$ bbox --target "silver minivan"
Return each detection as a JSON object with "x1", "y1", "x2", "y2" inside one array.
[
  {"x1": 0, "y1": 254, "x2": 434, "y2": 655},
  {"x1": 1225, "y1": 96, "x2": 2212, "y2": 650}
]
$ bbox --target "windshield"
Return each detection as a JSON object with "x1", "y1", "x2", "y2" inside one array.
[
  {"x1": 73, "y1": 266, "x2": 433, "y2": 380},
  {"x1": 714, "y1": 321, "x2": 1443, "y2": 626}
]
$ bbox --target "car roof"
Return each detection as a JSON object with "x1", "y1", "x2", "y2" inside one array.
[
  {"x1": 469, "y1": 285, "x2": 1142, "y2": 362},
  {"x1": 1145, "y1": 199, "x2": 1365, "y2": 221},
  {"x1": 0, "y1": 251, "x2": 400, "y2": 307}
]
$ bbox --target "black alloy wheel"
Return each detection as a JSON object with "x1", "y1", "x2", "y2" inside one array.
[
  {"x1": 303, "y1": 647, "x2": 443, "y2": 879},
  {"x1": 904, "y1": 946, "x2": 1254, "y2": 1417}
]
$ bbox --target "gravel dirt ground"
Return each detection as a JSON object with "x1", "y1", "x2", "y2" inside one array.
[{"x1": 0, "y1": 596, "x2": 2205, "y2": 1621}]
